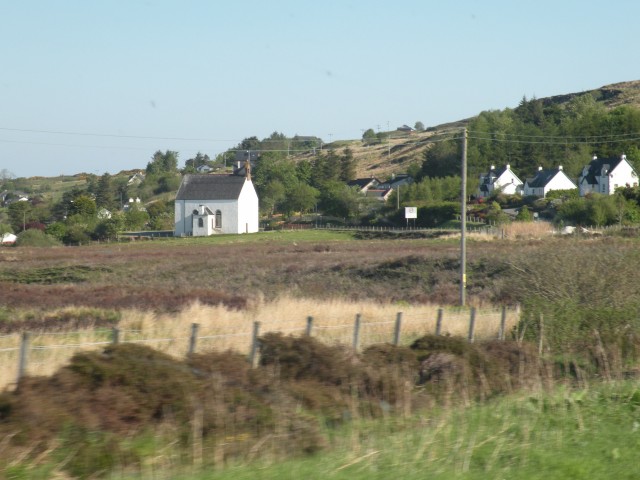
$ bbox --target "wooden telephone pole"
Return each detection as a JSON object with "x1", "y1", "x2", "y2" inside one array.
[{"x1": 460, "y1": 128, "x2": 467, "y2": 306}]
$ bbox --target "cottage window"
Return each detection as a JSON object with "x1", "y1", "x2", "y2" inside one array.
[
  {"x1": 198, "y1": 218, "x2": 204, "y2": 228},
  {"x1": 215, "y1": 210, "x2": 222, "y2": 228}
]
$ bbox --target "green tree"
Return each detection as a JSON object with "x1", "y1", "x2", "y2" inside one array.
[
  {"x1": 260, "y1": 180, "x2": 286, "y2": 216},
  {"x1": 414, "y1": 121, "x2": 425, "y2": 131},
  {"x1": 319, "y1": 182, "x2": 362, "y2": 219},
  {"x1": 282, "y1": 182, "x2": 319, "y2": 218},
  {"x1": 340, "y1": 147, "x2": 357, "y2": 181},
  {"x1": 422, "y1": 139, "x2": 460, "y2": 178},
  {"x1": 8, "y1": 201, "x2": 33, "y2": 232},
  {"x1": 69, "y1": 195, "x2": 97, "y2": 217},
  {"x1": 362, "y1": 128, "x2": 377, "y2": 146},
  {"x1": 123, "y1": 205, "x2": 150, "y2": 230},
  {"x1": 95, "y1": 173, "x2": 116, "y2": 210},
  {"x1": 515, "y1": 205, "x2": 533, "y2": 222},
  {"x1": 146, "y1": 150, "x2": 179, "y2": 175}
]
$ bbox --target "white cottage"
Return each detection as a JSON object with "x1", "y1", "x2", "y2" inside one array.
[
  {"x1": 478, "y1": 164, "x2": 523, "y2": 198},
  {"x1": 523, "y1": 166, "x2": 577, "y2": 198},
  {"x1": 174, "y1": 173, "x2": 259, "y2": 236},
  {"x1": 578, "y1": 154, "x2": 638, "y2": 196}
]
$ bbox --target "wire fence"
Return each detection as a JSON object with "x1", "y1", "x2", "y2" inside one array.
[{"x1": 1, "y1": 306, "x2": 517, "y2": 391}]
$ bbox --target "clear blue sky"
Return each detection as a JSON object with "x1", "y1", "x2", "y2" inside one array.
[{"x1": 2, "y1": 0, "x2": 639, "y2": 178}]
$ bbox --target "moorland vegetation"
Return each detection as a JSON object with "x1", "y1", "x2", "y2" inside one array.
[{"x1": 3, "y1": 81, "x2": 640, "y2": 477}]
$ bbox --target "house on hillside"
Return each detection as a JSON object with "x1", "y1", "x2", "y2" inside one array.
[
  {"x1": 347, "y1": 177, "x2": 380, "y2": 193},
  {"x1": 365, "y1": 188, "x2": 394, "y2": 202},
  {"x1": 523, "y1": 166, "x2": 577, "y2": 198},
  {"x1": 396, "y1": 125, "x2": 414, "y2": 133},
  {"x1": 478, "y1": 164, "x2": 523, "y2": 198},
  {"x1": 578, "y1": 154, "x2": 638, "y2": 196},
  {"x1": 127, "y1": 171, "x2": 145, "y2": 186},
  {"x1": 378, "y1": 174, "x2": 414, "y2": 191},
  {"x1": 174, "y1": 168, "x2": 259, "y2": 236}
]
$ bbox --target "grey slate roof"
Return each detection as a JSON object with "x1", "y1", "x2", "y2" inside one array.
[
  {"x1": 526, "y1": 169, "x2": 561, "y2": 188},
  {"x1": 176, "y1": 174, "x2": 248, "y2": 201},
  {"x1": 581, "y1": 156, "x2": 625, "y2": 185}
]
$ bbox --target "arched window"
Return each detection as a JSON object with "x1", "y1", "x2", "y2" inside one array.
[
  {"x1": 215, "y1": 210, "x2": 222, "y2": 228},
  {"x1": 198, "y1": 218, "x2": 204, "y2": 228}
]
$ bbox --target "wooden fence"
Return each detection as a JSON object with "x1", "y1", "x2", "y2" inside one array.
[{"x1": 6, "y1": 306, "x2": 511, "y2": 386}]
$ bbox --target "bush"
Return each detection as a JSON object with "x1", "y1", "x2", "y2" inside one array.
[{"x1": 15, "y1": 229, "x2": 61, "y2": 247}]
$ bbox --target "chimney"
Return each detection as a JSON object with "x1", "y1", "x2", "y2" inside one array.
[
  {"x1": 506, "y1": 164, "x2": 510, "y2": 169},
  {"x1": 622, "y1": 153, "x2": 627, "y2": 161},
  {"x1": 538, "y1": 166, "x2": 543, "y2": 171},
  {"x1": 490, "y1": 165, "x2": 495, "y2": 170},
  {"x1": 592, "y1": 154, "x2": 598, "y2": 161},
  {"x1": 558, "y1": 165, "x2": 563, "y2": 171}
]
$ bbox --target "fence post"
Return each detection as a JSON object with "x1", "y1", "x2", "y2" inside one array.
[
  {"x1": 188, "y1": 323, "x2": 200, "y2": 355},
  {"x1": 435, "y1": 308, "x2": 443, "y2": 336},
  {"x1": 305, "y1": 316, "x2": 314, "y2": 336},
  {"x1": 538, "y1": 313, "x2": 544, "y2": 355},
  {"x1": 468, "y1": 307, "x2": 476, "y2": 343},
  {"x1": 17, "y1": 332, "x2": 30, "y2": 383},
  {"x1": 112, "y1": 327, "x2": 120, "y2": 344},
  {"x1": 498, "y1": 306, "x2": 506, "y2": 340},
  {"x1": 353, "y1": 314, "x2": 361, "y2": 351},
  {"x1": 393, "y1": 312, "x2": 403, "y2": 346},
  {"x1": 249, "y1": 321, "x2": 261, "y2": 367}
]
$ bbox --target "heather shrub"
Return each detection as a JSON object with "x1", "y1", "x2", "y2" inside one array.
[{"x1": 15, "y1": 228, "x2": 61, "y2": 247}]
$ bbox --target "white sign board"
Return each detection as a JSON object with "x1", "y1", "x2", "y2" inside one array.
[{"x1": 405, "y1": 207, "x2": 417, "y2": 219}]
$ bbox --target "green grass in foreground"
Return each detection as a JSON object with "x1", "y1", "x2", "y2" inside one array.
[{"x1": 159, "y1": 381, "x2": 640, "y2": 480}]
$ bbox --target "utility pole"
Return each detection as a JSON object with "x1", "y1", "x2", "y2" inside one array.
[{"x1": 460, "y1": 128, "x2": 468, "y2": 306}]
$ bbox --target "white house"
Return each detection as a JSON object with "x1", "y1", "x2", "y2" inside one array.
[
  {"x1": 1, "y1": 233, "x2": 17, "y2": 245},
  {"x1": 174, "y1": 172, "x2": 259, "y2": 236},
  {"x1": 347, "y1": 177, "x2": 380, "y2": 193},
  {"x1": 578, "y1": 154, "x2": 638, "y2": 196},
  {"x1": 478, "y1": 164, "x2": 523, "y2": 198},
  {"x1": 523, "y1": 166, "x2": 577, "y2": 198}
]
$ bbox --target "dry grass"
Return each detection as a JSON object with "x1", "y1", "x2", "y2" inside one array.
[
  {"x1": 502, "y1": 221, "x2": 555, "y2": 239},
  {"x1": 0, "y1": 297, "x2": 519, "y2": 391}
]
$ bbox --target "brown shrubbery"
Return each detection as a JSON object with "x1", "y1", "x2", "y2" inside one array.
[{"x1": 0, "y1": 334, "x2": 547, "y2": 477}]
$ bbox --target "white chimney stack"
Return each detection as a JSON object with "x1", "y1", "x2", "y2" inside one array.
[
  {"x1": 538, "y1": 166, "x2": 543, "y2": 171},
  {"x1": 558, "y1": 165, "x2": 563, "y2": 171}
]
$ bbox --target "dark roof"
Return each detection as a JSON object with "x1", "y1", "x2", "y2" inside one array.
[
  {"x1": 175, "y1": 174, "x2": 248, "y2": 201},
  {"x1": 581, "y1": 155, "x2": 626, "y2": 185},
  {"x1": 526, "y1": 169, "x2": 561, "y2": 188},
  {"x1": 348, "y1": 178, "x2": 378, "y2": 189}
]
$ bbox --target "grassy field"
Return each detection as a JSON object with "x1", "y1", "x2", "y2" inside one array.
[
  {"x1": 3, "y1": 230, "x2": 640, "y2": 478},
  {"x1": 169, "y1": 380, "x2": 640, "y2": 480}
]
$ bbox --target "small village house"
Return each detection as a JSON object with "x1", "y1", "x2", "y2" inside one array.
[
  {"x1": 347, "y1": 177, "x2": 380, "y2": 193},
  {"x1": 478, "y1": 164, "x2": 523, "y2": 198},
  {"x1": 174, "y1": 167, "x2": 258, "y2": 236},
  {"x1": 523, "y1": 166, "x2": 577, "y2": 197},
  {"x1": 578, "y1": 154, "x2": 638, "y2": 196}
]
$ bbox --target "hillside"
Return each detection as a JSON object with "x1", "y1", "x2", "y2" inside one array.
[
  {"x1": 306, "y1": 79, "x2": 640, "y2": 180},
  {"x1": 7, "y1": 80, "x2": 640, "y2": 192}
]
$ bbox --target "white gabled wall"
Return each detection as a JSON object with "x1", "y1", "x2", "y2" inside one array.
[
  {"x1": 543, "y1": 171, "x2": 577, "y2": 197},
  {"x1": 238, "y1": 179, "x2": 259, "y2": 233}
]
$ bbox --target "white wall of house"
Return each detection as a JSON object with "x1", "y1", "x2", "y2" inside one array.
[
  {"x1": 494, "y1": 169, "x2": 522, "y2": 195},
  {"x1": 579, "y1": 156, "x2": 638, "y2": 196},
  {"x1": 478, "y1": 165, "x2": 523, "y2": 198},
  {"x1": 523, "y1": 168, "x2": 577, "y2": 198},
  {"x1": 543, "y1": 171, "x2": 577, "y2": 196}
]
